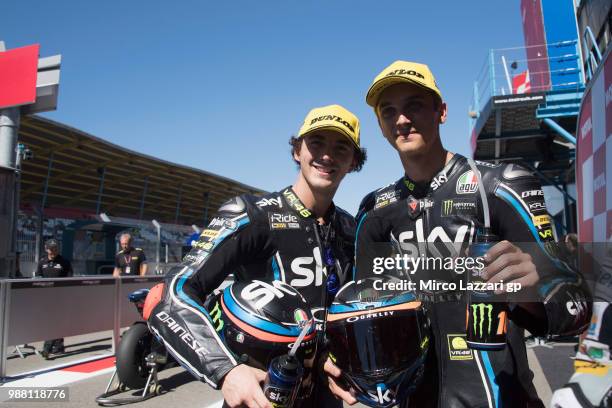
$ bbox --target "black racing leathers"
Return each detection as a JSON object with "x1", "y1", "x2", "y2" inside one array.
[
  {"x1": 148, "y1": 187, "x2": 354, "y2": 399},
  {"x1": 354, "y1": 154, "x2": 592, "y2": 408}
]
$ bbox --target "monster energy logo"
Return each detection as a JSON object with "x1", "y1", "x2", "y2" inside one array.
[
  {"x1": 443, "y1": 200, "x2": 453, "y2": 216},
  {"x1": 471, "y1": 303, "x2": 493, "y2": 337},
  {"x1": 210, "y1": 301, "x2": 224, "y2": 332}
]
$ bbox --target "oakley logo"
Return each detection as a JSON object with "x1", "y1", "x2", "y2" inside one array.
[
  {"x1": 310, "y1": 115, "x2": 355, "y2": 132},
  {"x1": 386, "y1": 69, "x2": 425, "y2": 80},
  {"x1": 346, "y1": 310, "x2": 394, "y2": 323}
]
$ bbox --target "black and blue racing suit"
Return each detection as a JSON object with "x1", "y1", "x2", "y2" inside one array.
[
  {"x1": 148, "y1": 187, "x2": 354, "y2": 405},
  {"x1": 354, "y1": 154, "x2": 592, "y2": 408}
]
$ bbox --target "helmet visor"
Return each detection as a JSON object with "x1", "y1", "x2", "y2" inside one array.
[{"x1": 327, "y1": 308, "x2": 427, "y2": 377}]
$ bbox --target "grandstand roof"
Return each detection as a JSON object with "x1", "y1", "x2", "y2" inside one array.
[{"x1": 18, "y1": 115, "x2": 266, "y2": 225}]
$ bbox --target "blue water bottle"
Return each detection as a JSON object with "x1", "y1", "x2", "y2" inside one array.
[
  {"x1": 263, "y1": 321, "x2": 312, "y2": 407},
  {"x1": 262, "y1": 354, "x2": 303, "y2": 407}
]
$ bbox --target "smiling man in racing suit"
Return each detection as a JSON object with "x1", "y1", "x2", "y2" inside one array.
[
  {"x1": 324, "y1": 61, "x2": 592, "y2": 408},
  {"x1": 149, "y1": 104, "x2": 366, "y2": 408}
]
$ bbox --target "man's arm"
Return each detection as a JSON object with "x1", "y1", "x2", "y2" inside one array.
[
  {"x1": 488, "y1": 165, "x2": 592, "y2": 336},
  {"x1": 148, "y1": 197, "x2": 268, "y2": 390},
  {"x1": 353, "y1": 213, "x2": 394, "y2": 280},
  {"x1": 113, "y1": 253, "x2": 121, "y2": 277},
  {"x1": 139, "y1": 250, "x2": 147, "y2": 276}
]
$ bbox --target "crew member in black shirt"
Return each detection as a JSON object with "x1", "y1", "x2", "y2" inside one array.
[
  {"x1": 36, "y1": 239, "x2": 73, "y2": 359},
  {"x1": 113, "y1": 233, "x2": 147, "y2": 276},
  {"x1": 35, "y1": 239, "x2": 73, "y2": 278}
]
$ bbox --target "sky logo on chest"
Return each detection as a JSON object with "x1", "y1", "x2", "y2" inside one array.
[{"x1": 456, "y1": 171, "x2": 479, "y2": 194}]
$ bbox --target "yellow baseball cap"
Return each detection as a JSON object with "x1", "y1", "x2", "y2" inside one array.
[
  {"x1": 366, "y1": 60, "x2": 443, "y2": 107},
  {"x1": 297, "y1": 104, "x2": 360, "y2": 148}
]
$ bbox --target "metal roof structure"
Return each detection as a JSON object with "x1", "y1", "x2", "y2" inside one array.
[
  {"x1": 471, "y1": 90, "x2": 578, "y2": 182},
  {"x1": 17, "y1": 115, "x2": 266, "y2": 225}
]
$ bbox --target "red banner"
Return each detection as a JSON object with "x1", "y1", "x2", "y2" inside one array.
[
  {"x1": 0, "y1": 44, "x2": 39, "y2": 109},
  {"x1": 512, "y1": 71, "x2": 531, "y2": 94}
]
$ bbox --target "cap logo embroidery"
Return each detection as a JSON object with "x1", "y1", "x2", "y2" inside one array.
[
  {"x1": 386, "y1": 69, "x2": 425, "y2": 80},
  {"x1": 309, "y1": 115, "x2": 355, "y2": 132}
]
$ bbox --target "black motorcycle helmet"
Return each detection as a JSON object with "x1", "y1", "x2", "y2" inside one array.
[
  {"x1": 210, "y1": 279, "x2": 316, "y2": 370},
  {"x1": 326, "y1": 276, "x2": 430, "y2": 407}
]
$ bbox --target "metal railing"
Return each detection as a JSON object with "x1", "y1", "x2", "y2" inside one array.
[
  {"x1": 469, "y1": 40, "x2": 585, "y2": 120},
  {"x1": 582, "y1": 26, "x2": 603, "y2": 81}
]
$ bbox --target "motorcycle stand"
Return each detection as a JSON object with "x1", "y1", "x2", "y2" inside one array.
[{"x1": 95, "y1": 353, "x2": 164, "y2": 406}]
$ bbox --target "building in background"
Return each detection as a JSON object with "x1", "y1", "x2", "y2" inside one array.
[{"x1": 15, "y1": 115, "x2": 265, "y2": 275}]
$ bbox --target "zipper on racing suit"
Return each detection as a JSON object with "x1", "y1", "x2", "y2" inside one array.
[{"x1": 422, "y1": 193, "x2": 445, "y2": 407}]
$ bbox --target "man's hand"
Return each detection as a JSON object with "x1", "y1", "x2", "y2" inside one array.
[
  {"x1": 323, "y1": 357, "x2": 357, "y2": 405},
  {"x1": 482, "y1": 240, "x2": 539, "y2": 293},
  {"x1": 221, "y1": 364, "x2": 271, "y2": 408}
]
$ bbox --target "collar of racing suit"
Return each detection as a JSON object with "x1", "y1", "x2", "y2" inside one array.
[
  {"x1": 280, "y1": 186, "x2": 337, "y2": 224},
  {"x1": 400, "y1": 153, "x2": 464, "y2": 199}
]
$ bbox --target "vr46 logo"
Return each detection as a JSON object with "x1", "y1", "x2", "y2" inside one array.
[{"x1": 539, "y1": 229, "x2": 553, "y2": 239}]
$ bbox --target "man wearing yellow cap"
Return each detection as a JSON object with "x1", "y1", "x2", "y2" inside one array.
[
  {"x1": 149, "y1": 104, "x2": 365, "y2": 407},
  {"x1": 324, "y1": 62, "x2": 591, "y2": 407}
]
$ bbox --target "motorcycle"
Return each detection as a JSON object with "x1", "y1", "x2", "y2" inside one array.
[{"x1": 96, "y1": 284, "x2": 173, "y2": 406}]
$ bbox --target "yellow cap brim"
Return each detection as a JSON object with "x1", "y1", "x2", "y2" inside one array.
[
  {"x1": 366, "y1": 75, "x2": 442, "y2": 107},
  {"x1": 298, "y1": 124, "x2": 360, "y2": 149}
]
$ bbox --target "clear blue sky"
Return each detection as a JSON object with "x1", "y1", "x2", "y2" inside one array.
[{"x1": 4, "y1": 1, "x2": 528, "y2": 215}]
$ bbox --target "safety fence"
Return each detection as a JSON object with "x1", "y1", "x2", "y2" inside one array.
[{"x1": 0, "y1": 275, "x2": 164, "y2": 379}]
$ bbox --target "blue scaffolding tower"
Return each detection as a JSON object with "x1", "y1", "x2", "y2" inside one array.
[{"x1": 469, "y1": 39, "x2": 585, "y2": 234}]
